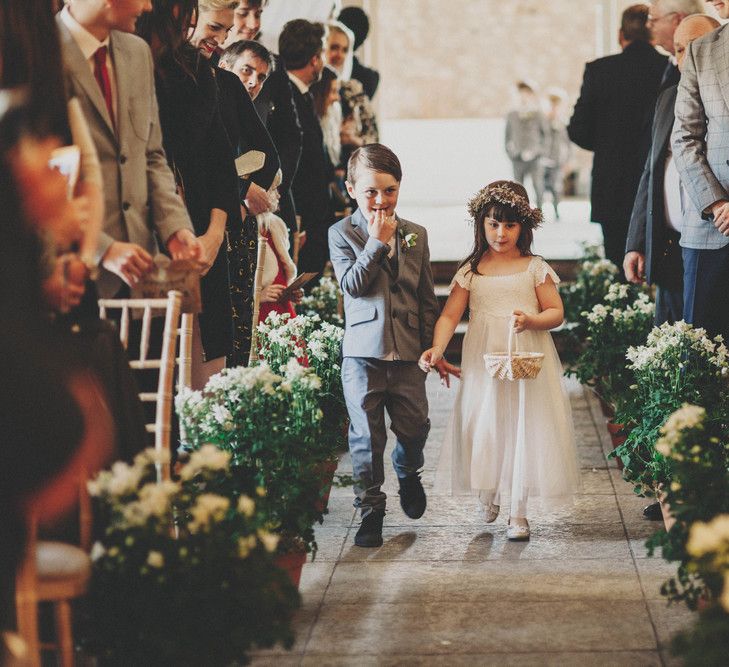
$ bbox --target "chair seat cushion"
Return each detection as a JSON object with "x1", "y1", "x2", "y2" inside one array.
[{"x1": 36, "y1": 542, "x2": 91, "y2": 599}]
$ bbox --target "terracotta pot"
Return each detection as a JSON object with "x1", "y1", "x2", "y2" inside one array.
[
  {"x1": 606, "y1": 421, "x2": 626, "y2": 469},
  {"x1": 314, "y1": 459, "x2": 338, "y2": 513},
  {"x1": 658, "y1": 492, "x2": 676, "y2": 533},
  {"x1": 274, "y1": 550, "x2": 307, "y2": 588}
]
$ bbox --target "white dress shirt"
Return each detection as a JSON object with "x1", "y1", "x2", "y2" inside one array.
[
  {"x1": 59, "y1": 6, "x2": 118, "y2": 124},
  {"x1": 663, "y1": 147, "x2": 685, "y2": 233}
]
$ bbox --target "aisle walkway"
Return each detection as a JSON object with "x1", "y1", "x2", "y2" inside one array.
[{"x1": 251, "y1": 376, "x2": 696, "y2": 666}]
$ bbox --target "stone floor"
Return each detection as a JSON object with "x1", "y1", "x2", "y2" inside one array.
[{"x1": 250, "y1": 376, "x2": 696, "y2": 666}]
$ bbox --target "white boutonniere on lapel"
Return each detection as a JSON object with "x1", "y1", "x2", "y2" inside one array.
[{"x1": 399, "y1": 227, "x2": 418, "y2": 252}]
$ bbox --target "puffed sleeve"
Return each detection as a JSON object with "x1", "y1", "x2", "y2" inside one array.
[
  {"x1": 532, "y1": 256, "x2": 561, "y2": 286},
  {"x1": 450, "y1": 264, "x2": 473, "y2": 291}
]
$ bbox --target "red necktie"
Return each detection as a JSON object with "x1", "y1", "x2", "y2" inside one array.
[{"x1": 93, "y1": 46, "x2": 115, "y2": 130}]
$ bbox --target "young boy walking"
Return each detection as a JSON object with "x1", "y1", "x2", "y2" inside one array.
[{"x1": 328, "y1": 144, "x2": 456, "y2": 547}]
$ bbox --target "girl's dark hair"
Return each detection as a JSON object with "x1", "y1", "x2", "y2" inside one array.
[
  {"x1": 460, "y1": 181, "x2": 535, "y2": 276},
  {"x1": 136, "y1": 0, "x2": 199, "y2": 79},
  {"x1": 310, "y1": 65, "x2": 338, "y2": 118},
  {"x1": 0, "y1": 0, "x2": 70, "y2": 141}
]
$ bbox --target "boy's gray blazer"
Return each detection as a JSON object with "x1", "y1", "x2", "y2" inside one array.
[
  {"x1": 671, "y1": 24, "x2": 729, "y2": 251},
  {"x1": 57, "y1": 17, "x2": 194, "y2": 297},
  {"x1": 328, "y1": 208, "x2": 439, "y2": 360}
]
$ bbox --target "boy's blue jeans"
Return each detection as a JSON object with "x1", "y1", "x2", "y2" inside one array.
[{"x1": 341, "y1": 357, "x2": 430, "y2": 517}]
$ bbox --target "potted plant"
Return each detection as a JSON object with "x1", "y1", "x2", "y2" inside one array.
[
  {"x1": 613, "y1": 321, "x2": 728, "y2": 497},
  {"x1": 257, "y1": 311, "x2": 350, "y2": 481},
  {"x1": 177, "y1": 361, "x2": 329, "y2": 585},
  {"x1": 558, "y1": 248, "x2": 620, "y2": 364},
  {"x1": 80, "y1": 447, "x2": 299, "y2": 666},
  {"x1": 645, "y1": 404, "x2": 729, "y2": 608},
  {"x1": 567, "y1": 283, "x2": 654, "y2": 457},
  {"x1": 297, "y1": 274, "x2": 344, "y2": 327}
]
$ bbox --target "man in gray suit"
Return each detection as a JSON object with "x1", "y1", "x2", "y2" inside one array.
[
  {"x1": 57, "y1": 0, "x2": 202, "y2": 298},
  {"x1": 329, "y1": 144, "x2": 455, "y2": 548},
  {"x1": 671, "y1": 0, "x2": 729, "y2": 340}
]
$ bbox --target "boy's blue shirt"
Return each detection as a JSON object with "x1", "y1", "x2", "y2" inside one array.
[{"x1": 328, "y1": 207, "x2": 440, "y2": 361}]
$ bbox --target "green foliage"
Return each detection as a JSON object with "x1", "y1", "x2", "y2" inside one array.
[
  {"x1": 257, "y1": 312, "x2": 348, "y2": 453},
  {"x1": 559, "y1": 247, "x2": 620, "y2": 363},
  {"x1": 177, "y1": 361, "x2": 328, "y2": 554},
  {"x1": 298, "y1": 275, "x2": 344, "y2": 327},
  {"x1": 644, "y1": 406, "x2": 729, "y2": 608},
  {"x1": 612, "y1": 322, "x2": 729, "y2": 494},
  {"x1": 567, "y1": 282, "x2": 654, "y2": 413},
  {"x1": 80, "y1": 448, "x2": 299, "y2": 666}
]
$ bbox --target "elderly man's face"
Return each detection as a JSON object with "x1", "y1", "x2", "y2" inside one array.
[
  {"x1": 675, "y1": 18, "x2": 719, "y2": 69},
  {"x1": 708, "y1": 0, "x2": 729, "y2": 20},
  {"x1": 647, "y1": 1, "x2": 680, "y2": 54}
]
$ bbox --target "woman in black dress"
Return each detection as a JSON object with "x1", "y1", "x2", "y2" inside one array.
[{"x1": 137, "y1": 0, "x2": 240, "y2": 386}]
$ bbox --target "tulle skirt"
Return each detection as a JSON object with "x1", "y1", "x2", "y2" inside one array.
[{"x1": 436, "y1": 312, "x2": 581, "y2": 516}]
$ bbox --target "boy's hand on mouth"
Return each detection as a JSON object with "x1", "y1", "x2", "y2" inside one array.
[{"x1": 368, "y1": 209, "x2": 397, "y2": 244}]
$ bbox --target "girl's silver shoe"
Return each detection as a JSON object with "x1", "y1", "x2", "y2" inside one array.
[
  {"x1": 506, "y1": 519, "x2": 530, "y2": 541},
  {"x1": 479, "y1": 502, "x2": 500, "y2": 523}
]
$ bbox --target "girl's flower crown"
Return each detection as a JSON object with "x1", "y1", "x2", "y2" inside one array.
[{"x1": 467, "y1": 182, "x2": 543, "y2": 229}]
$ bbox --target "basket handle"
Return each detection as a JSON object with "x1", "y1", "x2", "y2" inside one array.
[{"x1": 507, "y1": 315, "x2": 518, "y2": 360}]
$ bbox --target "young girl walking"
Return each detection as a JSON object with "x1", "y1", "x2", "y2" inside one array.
[{"x1": 420, "y1": 181, "x2": 580, "y2": 541}]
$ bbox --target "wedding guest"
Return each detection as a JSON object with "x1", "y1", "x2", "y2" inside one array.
[
  {"x1": 3, "y1": 0, "x2": 147, "y2": 463},
  {"x1": 0, "y1": 89, "x2": 112, "y2": 642},
  {"x1": 542, "y1": 88, "x2": 571, "y2": 220},
  {"x1": 505, "y1": 81, "x2": 547, "y2": 210},
  {"x1": 189, "y1": 0, "x2": 282, "y2": 367},
  {"x1": 280, "y1": 18, "x2": 333, "y2": 276},
  {"x1": 56, "y1": 0, "x2": 203, "y2": 298},
  {"x1": 325, "y1": 20, "x2": 379, "y2": 168},
  {"x1": 624, "y1": 11, "x2": 719, "y2": 522},
  {"x1": 337, "y1": 6, "x2": 380, "y2": 100},
  {"x1": 672, "y1": 0, "x2": 729, "y2": 342},
  {"x1": 646, "y1": 0, "x2": 706, "y2": 91},
  {"x1": 223, "y1": 0, "x2": 303, "y2": 239},
  {"x1": 137, "y1": 0, "x2": 240, "y2": 389},
  {"x1": 219, "y1": 40, "x2": 302, "y2": 322},
  {"x1": 568, "y1": 4, "x2": 667, "y2": 270},
  {"x1": 311, "y1": 65, "x2": 342, "y2": 174}
]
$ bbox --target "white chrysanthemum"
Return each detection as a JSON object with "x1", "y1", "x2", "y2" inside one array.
[
  {"x1": 137, "y1": 480, "x2": 177, "y2": 518},
  {"x1": 237, "y1": 494, "x2": 255, "y2": 518},
  {"x1": 90, "y1": 542, "x2": 106, "y2": 562},
  {"x1": 237, "y1": 535, "x2": 257, "y2": 559},
  {"x1": 188, "y1": 494, "x2": 230, "y2": 533},
  {"x1": 257, "y1": 529, "x2": 280, "y2": 553},
  {"x1": 107, "y1": 461, "x2": 145, "y2": 497},
  {"x1": 686, "y1": 514, "x2": 729, "y2": 557},
  {"x1": 146, "y1": 551, "x2": 164, "y2": 568}
]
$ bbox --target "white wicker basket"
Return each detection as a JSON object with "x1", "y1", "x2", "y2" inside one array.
[{"x1": 483, "y1": 319, "x2": 544, "y2": 381}]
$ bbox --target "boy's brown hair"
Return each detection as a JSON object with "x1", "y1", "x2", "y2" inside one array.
[{"x1": 347, "y1": 143, "x2": 402, "y2": 185}]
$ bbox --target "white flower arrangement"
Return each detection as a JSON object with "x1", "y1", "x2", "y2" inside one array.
[
  {"x1": 626, "y1": 321, "x2": 728, "y2": 373},
  {"x1": 655, "y1": 404, "x2": 707, "y2": 458},
  {"x1": 299, "y1": 276, "x2": 344, "y2": 327}
]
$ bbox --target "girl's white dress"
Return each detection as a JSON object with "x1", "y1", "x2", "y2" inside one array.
[{"x1": 437, "y1": 256, "x2": 580, "y2": 515}]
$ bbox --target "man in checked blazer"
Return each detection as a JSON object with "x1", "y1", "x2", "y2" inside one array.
[
  {"x1": 57, "y1": 0, "x2": 202, "y2": 299},
  {"x1": 671, "y1": 2, "x2": 729, "y2": 340}
]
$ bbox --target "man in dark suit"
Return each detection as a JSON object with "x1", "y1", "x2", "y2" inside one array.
[
  {"x1": 568, "y1": 4, "x2": 667, "y2": 270},
  {"x1": 279, "y1": 19, "x2": 332, "y2": 276},
  {"x1": 222, "y1": 0, "x2": 303, "y2": 236},
  {"x1": 625, "y1": 13, "x2": 719, "y2": 325}
]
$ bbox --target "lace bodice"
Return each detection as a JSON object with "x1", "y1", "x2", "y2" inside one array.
[{"x1": 450, "y1": 256, "x2": 560, "y2": 318}]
